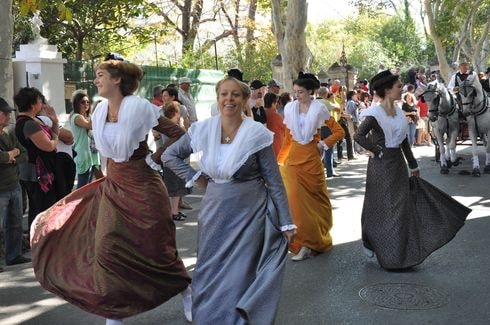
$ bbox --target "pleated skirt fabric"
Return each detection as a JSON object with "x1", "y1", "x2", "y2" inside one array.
[
  {"x1": 361, "y1": 148, "x2": 471, "y2": 269},
  {"x1": 280, "y1": 141, "x2": 333, "y2": 254},
  {"x1": 193, "y1": 178, "x2": 288, "y2": 325},
  {"x1": 30, "y1": 158, "x2": 191, "y2": 319}
]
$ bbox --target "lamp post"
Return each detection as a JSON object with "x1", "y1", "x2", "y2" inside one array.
[{"x1": 338, "y1": 42, "x2": 349, "y2": 91}]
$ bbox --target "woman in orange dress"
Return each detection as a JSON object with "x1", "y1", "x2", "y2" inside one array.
[{"x1": 277, "y1": 72, "x2": 334, "y2": 261}]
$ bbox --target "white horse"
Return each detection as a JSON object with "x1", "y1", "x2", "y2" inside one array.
[
  {"x1": 458, "y1": 74, "x2": 490, "y2": 176},
  {"x1": 424, "y1": 80, "x2": 461, "y2": 174}
]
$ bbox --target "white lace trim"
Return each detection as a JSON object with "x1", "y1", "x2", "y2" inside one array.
[
  {"x1": 188, "y1": 116, "x2": 273, "y2": 183},
  {"x1": 185, "y1": 170, "x2": 202, "y2": 188},
  {"x1": 283, "y1": 99, "x2": 330, "y2": 144},
  {"x1": 280, "y1": 224, "x2": 297, "y2": 231},
  {"x1": 145, "y1": 154, "x2": 162, "y2": 171},
  {"x1": 92, "y1": 96, "x2": 160, "y2": 162},
  {"x1": 359, "y1": 104, "x2": 408, "y2": 148}
]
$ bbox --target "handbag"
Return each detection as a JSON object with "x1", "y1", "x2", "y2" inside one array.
[{"x1": 35, "y1": 156, "x2": 54, "y2": 193}]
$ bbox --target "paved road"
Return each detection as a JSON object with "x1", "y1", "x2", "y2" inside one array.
[{"x1": 1, "y1": 144, "x2": 489, "y2": 325}]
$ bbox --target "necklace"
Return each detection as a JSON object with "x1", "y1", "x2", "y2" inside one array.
[{"x1": 107, "y1": 110, "x2": 118, "y2": 122}]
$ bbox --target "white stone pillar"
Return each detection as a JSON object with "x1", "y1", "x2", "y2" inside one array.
[{"x1": 13, "y1": 40, "x2": 68, "y2": 120}]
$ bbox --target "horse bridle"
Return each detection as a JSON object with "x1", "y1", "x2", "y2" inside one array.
[
  {"x1": 460, "y1": 84, "x2": 488, "y2": 117},
  {"x1": 424, "y1": 88, "x2": 441, "y2": 117}
]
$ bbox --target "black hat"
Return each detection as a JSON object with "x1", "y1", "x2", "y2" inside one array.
[
  {"x1": 0, "y1": 98, "x2": 15, "y2": 113},
  {"x1": 227, "y1": 68, "x2": 244, "y2": 82},
  {"x1": 250, "y1": 80, "x2": 265, "y2": 90},
  {"x1": 486, "y1": 67, "x2": 490, "y2": 74}
]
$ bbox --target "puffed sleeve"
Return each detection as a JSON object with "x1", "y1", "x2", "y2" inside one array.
[
  {"x1": 323, "y1": 117, "x2": 345, "y2": 148},
  {"x1": 161, "y1": 133, "x2": 198, "y2": 184},
  {"x1": 256, "y1": 145, "x2": 295, "y2": 230},
  {"x1": 353, "y1": 116, "x2": 383, "y2": 155}
]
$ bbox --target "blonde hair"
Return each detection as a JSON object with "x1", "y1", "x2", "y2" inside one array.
[{"x1": 215, "y1": 76, "x2": 251, "y2": 101}]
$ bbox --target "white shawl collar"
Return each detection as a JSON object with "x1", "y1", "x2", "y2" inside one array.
[
  {"x1": 92, "y1": 95, "x2": 160, "y2": 162},
  {"x1": 283, "y1": 99, "x2": 330, "y2": 144},
  {"x1": 360, "y1": 103, "x2": 408, "y2": 148},
  {"x1": 188, "y1": 115, "x2": 273, "y2": 183}
]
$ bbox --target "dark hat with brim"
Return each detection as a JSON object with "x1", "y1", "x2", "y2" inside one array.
[
  {"x1": 250, "y1": 80, "x2": 265, "y2": 90},
  {"x1": 0, "y1": 98, "x2": 15, "y2": 113}
]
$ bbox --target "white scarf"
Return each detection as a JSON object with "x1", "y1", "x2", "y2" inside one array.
[
  {"x1": 283, "y1": 99, "x2": 330, "y2": 144},
  {"x1": 359, "y1": 103, "x2": 408, "y2": 148},
  {"x1": 188, "y1": 115, "x2": 273, "y2": 183},
  {"x1": 92, "y1": 95, "x2": 160, "y2": 162}
]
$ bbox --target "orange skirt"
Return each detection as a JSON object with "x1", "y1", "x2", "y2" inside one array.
[{"x1": 280, "y1": 141, "x2": 333, "y2": 254}]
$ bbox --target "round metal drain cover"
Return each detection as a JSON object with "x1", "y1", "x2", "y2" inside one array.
[{"x1": 359, "y1": 283, "x2": 449, "y2": 310}]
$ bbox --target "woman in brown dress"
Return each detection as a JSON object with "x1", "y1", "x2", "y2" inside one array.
[{"x1": 30, "y1": 57, "x2": 192, "y2": 324}]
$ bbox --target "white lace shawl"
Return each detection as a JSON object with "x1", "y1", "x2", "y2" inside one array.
[
  {"x1": 283, "y1": 99, "x2": 330, "y2": 144},
  {"x1": 188, "y1": 115, "x2": 273, "y2": 183},
  {"x1": 359, "y1": 103, "x2": 408, "y2": 148},
  {"x1": 92, "y1": 95, "x2": 160, "y2": 162}
]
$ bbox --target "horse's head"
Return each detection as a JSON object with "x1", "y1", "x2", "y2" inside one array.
[
  {"x1": 425, "y1": 81, "x2": 440, "y2": 122},
  {"x1": 458, "y1": 75, "x2": 478, "y2": 115}
]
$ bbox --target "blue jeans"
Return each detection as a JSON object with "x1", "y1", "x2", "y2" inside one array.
[
  {"x1": 407, "y1": 123, "x2": 416, "y2": 146},
  {"x1": 323, "y1": 148, "x2": 334, "y2": 177},
  {"x1": 0, "y1": 184, "x2": 24, "y2": 264},
  {"x1": 77, "y1": 166, "x2": 97, "y2": 189}
]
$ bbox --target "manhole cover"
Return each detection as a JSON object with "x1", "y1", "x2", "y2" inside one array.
[{"x1": 359, "y1": 283, "x2": 449, "y2": 310}]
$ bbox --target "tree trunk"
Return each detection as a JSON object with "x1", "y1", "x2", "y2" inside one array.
[
  {"x1": 76, "y1": 35, "x2": 84, "y2": 61},
  {"x1": 271, "y1": 0, "x2": 309, "y2": 92},
  {"x1": 0, "y1": 0, "x2": 14, "y2": 103},
  {"x1": 244, "y1": 0, "x2": 258, "y2": 63},
  {"x1": 423, "y1": 0, "x2": 451, "y2": 82}
]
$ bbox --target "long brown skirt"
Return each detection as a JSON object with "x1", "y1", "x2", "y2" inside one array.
[{"x1": 30, "y1": 158, "x2": 191, "y2": 319}]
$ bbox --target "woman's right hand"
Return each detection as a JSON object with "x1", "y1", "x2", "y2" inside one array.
[
  {"x1": 283, "y1": 229, "x2": 296, "y2": 243},
  {"x1": 43, "y1": 104, "x2": 59, "y2": 126},
  {"x1": 195, "y1": 176, "x2": 208, "y2": 188}
]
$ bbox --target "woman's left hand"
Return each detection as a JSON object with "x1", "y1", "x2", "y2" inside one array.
[
  {"x1": 283, "y1": 229, "x2": 296, "y2": 243},
  {"x1": 410, "y1": 169, "x2": 420, "y2": 177}
]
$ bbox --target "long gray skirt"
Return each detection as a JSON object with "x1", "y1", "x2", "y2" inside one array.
[
  {"x1": 193, "y1": 178, "x2": 288, "y2": 324},
  {"x1": 361, "y1": 148, "x2": 471, "y2": 269}
]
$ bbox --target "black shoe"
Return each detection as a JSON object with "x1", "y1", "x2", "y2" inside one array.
[
  {"x1": 6, "y1": 255, "x2": 31, "y2": 266},
  {"x1": 172, "y1": 212, "x2": 187, "y2": 221}
]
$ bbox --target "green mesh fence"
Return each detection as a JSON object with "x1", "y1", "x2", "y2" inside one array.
[{"x1": 64, "y1": 61, "x2": 224, "y2": 119}]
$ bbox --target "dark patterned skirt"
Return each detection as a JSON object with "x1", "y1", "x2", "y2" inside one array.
[{"x1": 361, "y1": 148, "x2": 471, "y2": 269}]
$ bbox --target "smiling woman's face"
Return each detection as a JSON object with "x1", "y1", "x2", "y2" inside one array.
[{"x1": 218, "y1": 79, "x2": 245, "y2": 118}]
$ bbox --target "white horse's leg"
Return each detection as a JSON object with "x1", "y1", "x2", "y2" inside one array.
[
  {"x1": 468, "y1": 121, "x2": 481, "y2": 176},
  {"x1": 484, "y1": 132, "x2": 490, "y2": 173}
]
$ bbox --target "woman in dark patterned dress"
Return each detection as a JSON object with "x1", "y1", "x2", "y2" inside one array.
[{"x1": 354, "y1": 70, "x2": 471, "y2": 270}]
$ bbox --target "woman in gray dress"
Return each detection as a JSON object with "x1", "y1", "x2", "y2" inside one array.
[{"x1": 163, "y1": 76, "x2": 296, "y2": 324}]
